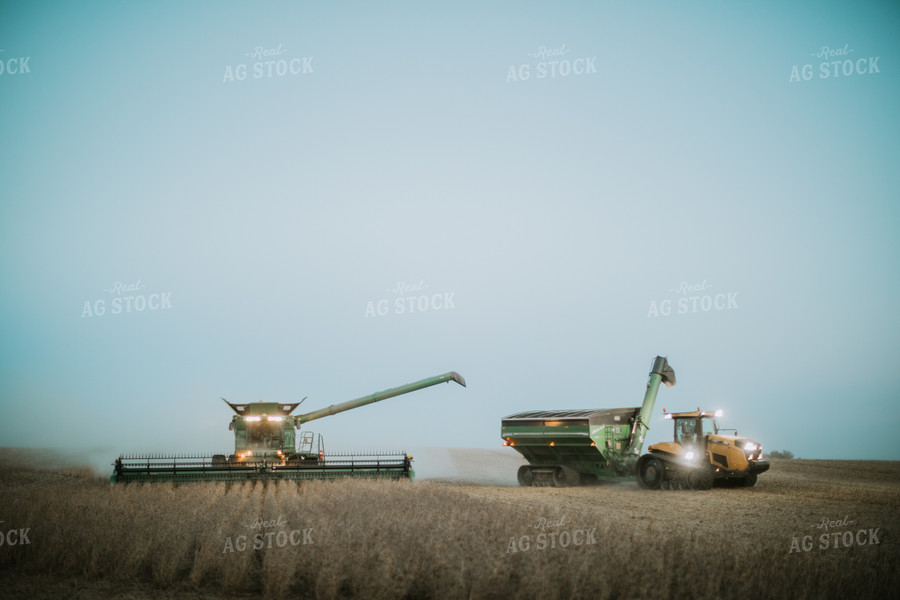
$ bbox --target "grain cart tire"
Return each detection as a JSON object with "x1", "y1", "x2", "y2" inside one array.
[
  {"x1": 743, "y1": 472, "x2": 758, "y2": 487},
  {"x1": 552, "y1": 466, "x2": 581, "y2": 487},
  {"x1": 212, "y1": 454, "x2": 227, "y2": 466},
  {"x1": 517, "y1": 466, "x2": 534, "y2": 487},
  {"x1": 637, "y1": 455, "x2": 664, "y2": 490},
  {"x1": 688, "y1": 466, "x2": 714, "y2": 491}
]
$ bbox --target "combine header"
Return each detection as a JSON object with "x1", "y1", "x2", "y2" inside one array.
[
  {"x1": 112, "y1": 371, "x2": 466, "y2": 484},
  {"x1": 501, "y1": 356, "x2": 768, "y2": 489}
]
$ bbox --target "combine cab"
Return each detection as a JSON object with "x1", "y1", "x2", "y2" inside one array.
[{"x1": 112, "y1": 371, "x2": 466, "y2": 484}]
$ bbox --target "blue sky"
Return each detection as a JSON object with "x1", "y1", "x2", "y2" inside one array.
[{"x1": 1, "y1": 0, "x2": 898, "y2": 460}]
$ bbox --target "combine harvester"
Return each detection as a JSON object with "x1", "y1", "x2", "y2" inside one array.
[
  {"x1": 501, "y1": 356, "x2": 768, "y2": 490},
  {"x1": 112, "y1": 371, "x2": 466, "y2": 484}
]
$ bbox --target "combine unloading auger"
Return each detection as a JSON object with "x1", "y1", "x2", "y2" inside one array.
[{"x1": 112, "y1": 371, "x2": 466, "y2": 484}]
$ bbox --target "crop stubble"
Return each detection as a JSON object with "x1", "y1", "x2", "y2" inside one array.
[{"x1": 0, "y1": 450, "x2": 896, "y2": 599}]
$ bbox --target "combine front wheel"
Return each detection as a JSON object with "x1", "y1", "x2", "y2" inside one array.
[{"x1": 743, "y1": 472, "x2": 758, "y2": 487}]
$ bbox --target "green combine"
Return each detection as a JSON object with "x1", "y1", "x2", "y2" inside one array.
[{"x1": 112, "y1": 371, "x2": 466, "y2": 484}]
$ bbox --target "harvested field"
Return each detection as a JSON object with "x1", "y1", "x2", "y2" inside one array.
[{"x1": 0, "y1": 448, "x2": 896, "y2": 599}]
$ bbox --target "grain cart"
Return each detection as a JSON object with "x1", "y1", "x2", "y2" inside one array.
[
  {"x1": 501, "y1": 356, "x2": 675, "y2": 487},
  {"x1": 501, "y1": 356, "x2": 768, "y2": 490},
  {"x1": 112, "y1": 371, "x2": 466, "y2": 484}
]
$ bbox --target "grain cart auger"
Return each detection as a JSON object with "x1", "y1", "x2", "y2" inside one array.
[
  {"x1": 501, "y1": 356, "x2": 675, "y2": 487},
  {"x1": 111, "y1": 371, "x2": 466, "y2": 484}
]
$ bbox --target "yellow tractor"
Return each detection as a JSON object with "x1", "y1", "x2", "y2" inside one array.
[{"x1": 636, "y1": 409, "x2": 770, "y2": 490}]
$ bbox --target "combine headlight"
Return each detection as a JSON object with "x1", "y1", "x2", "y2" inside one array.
[
  {"x1": 245, "y1": 416, "x2": 261, "y2": 422},
  {"x1": 267, "y1": 416, "x2": 283, "y2": 422},
  {"x1": 744, "y1": 442, "x2": 757, "y2": 452},
  {"x1": 685, "y1": 451, "x2": 695, "y2": 461},
  {"x1": 715, "y1": 410, "x2": 723, "y2": 417}
]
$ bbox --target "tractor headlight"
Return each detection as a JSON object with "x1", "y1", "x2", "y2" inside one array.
[
  {"x1": 267, "y1": 416, "x2": 283, "y2": 422},
  {"x1": 742, "y1": 442, "x2": 760, "y2": 460},
  {"x1": 245, "y1": 416, "x2": 261, "y2": 422},
  {"x1": 685, "y1": 451, "x2": 695, "y2": 461}
]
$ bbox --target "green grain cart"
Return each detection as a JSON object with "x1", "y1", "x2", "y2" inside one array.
[
  {"x1": 112, "y1": 371, "x2": 466, "y2": 484},
  {"x1": 501, "y1": 356, "x2": 675, "y2": 486}
]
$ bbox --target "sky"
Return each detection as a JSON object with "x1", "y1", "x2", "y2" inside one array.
[{"x1": 1, "y1": 0, "x2": 898, "y2": 464}]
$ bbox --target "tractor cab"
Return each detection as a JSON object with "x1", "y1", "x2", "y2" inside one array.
[
  {"x1": 646, "y1": 409, "x2": 722, "y2": 459},
  {"x1": 670, "y1": 410, "x2": 720, "y2": 448}
]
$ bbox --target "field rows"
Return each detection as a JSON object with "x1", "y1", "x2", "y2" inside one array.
[{"x1": 0, "y1": 453, "x2": 897, "y2": 599}]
